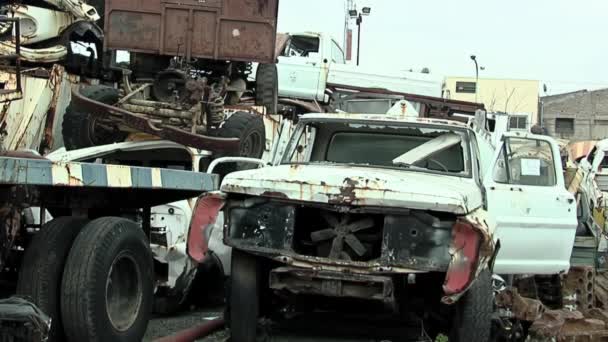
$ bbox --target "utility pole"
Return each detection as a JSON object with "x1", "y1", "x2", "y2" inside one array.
[
  {"x1": 356, "y1": 14, "x2": 362, "y2": 66},
  {"x1": 344, "y1": 0, "x2": 354, "y2": 53},
  {"x1": 349, "y1": 6, "x2": 371, "y2": 66},
  {"x1": 470, "y1": 55, "x2": 479, "y2": 103}
]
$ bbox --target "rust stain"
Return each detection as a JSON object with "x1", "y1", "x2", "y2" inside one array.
[
  {"x1": 41, "y1": 65, "x2": 66, "y2": 153},
  {"x1": 328, "y1": 177, "x2": 359, "y2": 204},
  {"x1": 64, "y1": 164, "x2": 83, "y2": 186},
  {"x1": 103, "y1": 0, "x2": 278, "y2": 63},
  {"x1": 495, "y1": 287, "x2": 545, "y2": 322}
]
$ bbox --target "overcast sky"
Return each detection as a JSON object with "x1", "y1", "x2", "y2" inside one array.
[{"x1": 277, "y1": 0, "x2": 608, "y2": 95}]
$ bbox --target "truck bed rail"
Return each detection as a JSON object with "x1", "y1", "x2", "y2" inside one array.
[{"x1": 0, "y1": 156, "x2": 217, "y2": 208}]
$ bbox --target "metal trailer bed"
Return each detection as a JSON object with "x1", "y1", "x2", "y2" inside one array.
[
  {"x1": 0, "y1": 155, "x2": 217, "y2": 210},
  {"x1": 0, "y1": 154, "x2": 218, "y2": 341}
]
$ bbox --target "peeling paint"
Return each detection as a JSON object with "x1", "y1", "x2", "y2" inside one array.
[{"x1": 222, "y1": 164, "x2": 481, "y2": 214}]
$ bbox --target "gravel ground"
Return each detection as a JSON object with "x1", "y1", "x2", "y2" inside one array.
[
  {"x1": 144, "y1": 308, "x2": 431, "y2": 341},
  {"x1": 144, "y1": 307, "x2": 226, "y2": 342}
]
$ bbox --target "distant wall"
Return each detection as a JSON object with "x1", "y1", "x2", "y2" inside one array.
[
  {"x1": 444, "y1": 77, "x2": 539, "y2": 124},
  {"x1": 541, "y1": 88, "x2": 608, "y2": 141}
]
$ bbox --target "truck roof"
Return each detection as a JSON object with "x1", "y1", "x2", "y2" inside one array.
[{"x1": 299, "y1": 113, "x2": 470, "y2": 128}]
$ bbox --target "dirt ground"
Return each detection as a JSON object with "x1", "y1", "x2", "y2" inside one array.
[
  {"x1": 143, "y1": 307, "x2": 227, "y2": 342},
  {"x1": 144, "y1": 309, "x2": 432, "y2": 342}
]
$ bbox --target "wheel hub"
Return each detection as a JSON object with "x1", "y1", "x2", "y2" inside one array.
[{"x1": 105, "y1": 252, "x2": 143, "y2": 332}]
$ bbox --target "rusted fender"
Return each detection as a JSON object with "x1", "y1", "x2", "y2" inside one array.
[{"x1": 71, "y1": 87, "x2": 241, "y2": 153}]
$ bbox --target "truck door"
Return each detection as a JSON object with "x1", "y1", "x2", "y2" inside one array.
[
  {"x1": 277, "y1": 35, "x2": 323, "y2": 100},
  {"x1": 484, "y1": 133, "x2": 577, "y2": 275}
]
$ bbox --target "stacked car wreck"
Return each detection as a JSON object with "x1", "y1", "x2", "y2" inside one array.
[{"x1": 0, "y1": 0, "x2": 279, "y2": 341}]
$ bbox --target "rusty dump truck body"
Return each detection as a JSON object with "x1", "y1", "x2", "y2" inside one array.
[{"x1": 104, "y1": 0, "x2": 279, "y2": 63}]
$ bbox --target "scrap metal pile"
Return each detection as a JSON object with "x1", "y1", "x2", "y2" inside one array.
[{"x1": 2, "y1": 1, "x2": 608, "y2": 342}]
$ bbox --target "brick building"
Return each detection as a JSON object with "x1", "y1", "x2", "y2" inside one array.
[{"x1": 541, "y1": 88, "x2": 608, "y2": 141}]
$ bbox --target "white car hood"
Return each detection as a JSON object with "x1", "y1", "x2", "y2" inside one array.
[{"x1": 221, "y1": 164, "x2": 482, "y2": 214}]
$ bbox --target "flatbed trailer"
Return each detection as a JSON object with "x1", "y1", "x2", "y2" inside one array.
[{"x1": 0, "y1": 153, "x2": 217, "y2": 342}]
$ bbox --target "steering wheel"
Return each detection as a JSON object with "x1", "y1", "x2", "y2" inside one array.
[{"x1": 428, "y1": 159, "x2": 449, "y2": 172}]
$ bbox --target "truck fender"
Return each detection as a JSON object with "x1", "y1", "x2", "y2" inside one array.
[{"x1": 186, "y1": 192, "x2": 225, "y2": 263}]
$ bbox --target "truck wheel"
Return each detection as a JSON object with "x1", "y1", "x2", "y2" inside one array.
[
  {"x1": 61, "y1": 217, "x2": 153, "y2": 342},
  {"x1": 218, "y1": 112, "x2": 265, "y2": 159},
  {"x1": 255, "y1": 63, "x2": 278, "y2": 114},
  {"x1": 213, "y1": 111, "x2": 265, "y2": 176},
  {"x1": 449, "y1": 269, "x2": 493, "y2": 342},
  {"x1": 62, "y1": 85, "x2": 126, "y2": 150},
  {"x1": 16, "y1": 217, "x2": 88, "y2": 342},
  {"x1": 229, "y1": 250, "x2": 260, "y2": 342}
]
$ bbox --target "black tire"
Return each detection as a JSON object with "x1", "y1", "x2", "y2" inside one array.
[
  {"x1": 60, "y1": 217, "x2": 153, "y2": 342},
  {"x1": 62, "y1": 85, "x2": 126, "y2": 150},
  {"x1": 217, "y1": 111, "x2": 266, "y2": 159},
  {"x1": 255, "y1": 63, "x2": 278, "y2": 114},
  {"x1": 213, "y1": 111, "x2": 266, "y2": 177},
  {"x1": 229, "y1": 250, "x2": 260, "y2": 342},
  {"x1": 450, "y1": 269, "x2": 493, "y2": 342},
  {"x1": 16, "y1": 217, "x2": 88, "y2": 342}
]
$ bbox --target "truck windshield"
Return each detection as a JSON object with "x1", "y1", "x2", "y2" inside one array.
[{"x1": 282, "y1": 120, "x2": 471, "y2": 177}]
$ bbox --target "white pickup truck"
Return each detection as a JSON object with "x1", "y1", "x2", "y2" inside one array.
[
  {"x1": 274, "y1": 32, "x2": 443, "y2": 103},
  {"x1": 188, "y1": 110, "x2": 577, "y2": 342}
]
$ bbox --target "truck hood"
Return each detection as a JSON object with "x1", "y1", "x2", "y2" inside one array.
[{"x1": 221, "y1": 164, "x2": 482, "y2": 214}]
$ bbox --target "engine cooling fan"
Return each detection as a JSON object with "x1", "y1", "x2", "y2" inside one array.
[{"x1": 310, "y1": 213, "x2": 375, "y2": 260}]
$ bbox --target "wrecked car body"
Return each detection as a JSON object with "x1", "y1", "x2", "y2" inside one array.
[
  {"x1": 221, "y1": 115, "x2": 495, "y2": 294},
  {"x1": 0, "y1": 1, "x2": 102, "y2": 64},
  {"x1": 2, "y1": 0, "x2": 280, "y2": 157},
  {"x1": 186, "y1": 112, "x2": 577, "y2": 341}
]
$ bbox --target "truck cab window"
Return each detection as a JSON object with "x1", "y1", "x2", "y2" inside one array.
[
  {"x1": 283, "y1": 36, "x2": 320, "y2": 58},
  {"x1": 493, "y1": 137, "x2": 556, "y2": 186},
  {"x1": 331, "y1": 40, "x2": 345, "y2": 64}
]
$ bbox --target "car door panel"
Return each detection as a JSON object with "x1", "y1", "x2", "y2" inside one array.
[
  {"x1": 277, "y1": 55, "x2": 322, "y2": 100},
  {"x1": 485, "y1": 134, "x2": 577, "y2": 274}
]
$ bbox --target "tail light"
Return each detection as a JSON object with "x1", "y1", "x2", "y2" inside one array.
[
  {"x1": 443, "y1": 220, "x2": 482, "y2": 297},
  {"x1": 186, "y1": 193, "x2": 225, "y2": 263}
]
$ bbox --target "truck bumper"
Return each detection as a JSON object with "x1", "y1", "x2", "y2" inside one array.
[{"x1": 269, "y1": 266, "x2": 395, "y2": 306}]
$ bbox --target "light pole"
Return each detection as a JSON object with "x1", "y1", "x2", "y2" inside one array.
[
  {"x1": 349, "y1": 6, "x2": 371, "y2": 66},
  {"x1": 470, "y1": 55, "x2": 479, "y2": 103}
]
